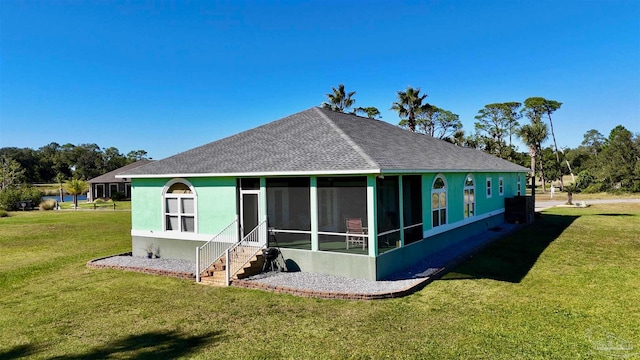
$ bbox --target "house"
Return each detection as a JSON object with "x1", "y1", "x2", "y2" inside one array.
[
  {"x1": 119, "y1": 107, "x2": 529, "y2": 281},
  {"x1": 88, "y1": 160, "x2": 153, "y2": 201}
]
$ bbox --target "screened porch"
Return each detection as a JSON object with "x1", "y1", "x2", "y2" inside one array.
[{"x1": 264, "y1": 175, "x2": 424, "y2": 256}]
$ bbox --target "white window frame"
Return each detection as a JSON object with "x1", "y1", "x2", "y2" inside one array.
[
  {"x1": 464, "y1": 174, "x2": 475, "y2": 218},
  {"x1": 431, "y1": 175, "x2": 447, "y2": 228},
  {"x1": 499, "y1": 177, "x2": 504, "y2": 196},
  {"x1": 517, "y1": 174, "x2": 522, "y2": 195},
  {"x1": 162, "y1": 178, "x2": 197, "y2": 233},
  {"x1": 486, "y1": 177, "x2": 492, "y2": 199}
]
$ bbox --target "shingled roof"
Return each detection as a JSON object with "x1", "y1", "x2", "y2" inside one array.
[
  {"x1": 89, "y1": 160, "x2": 154, "y2": 183},
  {"x1": 122, "y1": 107, "x2": 528, "y2": 178}
]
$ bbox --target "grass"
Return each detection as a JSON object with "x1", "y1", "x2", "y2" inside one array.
[{"x1": 1, "y1": 204, "x2": 639, "y2": 359}]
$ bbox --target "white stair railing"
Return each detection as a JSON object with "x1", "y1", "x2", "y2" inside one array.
[
  {"x1": 195, "y1": 217, "x2": 239, "y2": 282},
  {"x1": 225, "y1": 220, "x2": 267, "y2": 286}
]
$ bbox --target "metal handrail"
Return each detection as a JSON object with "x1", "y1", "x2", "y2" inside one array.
[
  {"x1": 195, "y1": 217, "x2": 238, "y2": 282},
  {"x1": 225, "y1": 220, "x2": 267, "y2": 286}
]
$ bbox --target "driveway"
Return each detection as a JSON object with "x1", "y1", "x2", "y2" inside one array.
[{"x1": 535, "y1": 198, "x2": 640, "y2": 212}]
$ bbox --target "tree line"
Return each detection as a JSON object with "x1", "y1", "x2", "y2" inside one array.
[
  {"x1": 321, "y1": 84, "x2": 640, "y2": 193},
  {"x1": 0, "y1": 143, "x2": 148, "y2": 186}
]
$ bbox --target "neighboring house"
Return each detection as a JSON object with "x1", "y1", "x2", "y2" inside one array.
[
  {"x1": 119, "y1": 107, "x2": 529, "y2": 281},
  {"x1": 88, "y1": 160, "x2": 153, "y2": 202}
]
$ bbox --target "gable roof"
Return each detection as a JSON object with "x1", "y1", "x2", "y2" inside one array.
[
  {"x1": 89, "y1": 160, "x2": 154, "y2": 183},
  {"x1": 122, "y1": 107, "x2": 528, "y2": 178}
]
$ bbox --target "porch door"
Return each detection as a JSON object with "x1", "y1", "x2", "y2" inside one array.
[{"x1": 240, "y1": 190, "x2": 260, "y2": 238}]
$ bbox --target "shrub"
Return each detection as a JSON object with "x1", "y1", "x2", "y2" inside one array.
[
  {"x1": 574, "y1": 170, "x2": 595, "y2": 191},
  {"x1": 0, "y1": 187, "x2": 44, "y2": 211},
  {"x1": 0, "y1": 189, "x2": 21, "y2": 211},
  {"x1": 0, "y1": 210, "x2": 8, "y2": 217},
  {"x1": 111, "y1": 191, "x2": 126, "y2": 201},
  {"x1": 583, "y1": 182, "x2": 605, "y2": 194},
  {"x1": 39, "y1": 199, "x2": 58, "y2": 211},
  {"x1": 21, "y1": 186, "x2": 44, "y2": 205}
]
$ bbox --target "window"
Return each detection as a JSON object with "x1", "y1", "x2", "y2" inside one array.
[
  {"x1": 517, "y1": 174, "x2": 522, "y2": 195},
  {"x1": 432, "y1": 175, "x2": 447, "y2": 227},
  {"x1": 499, "y1": 177, "x2": 504, "y2": 196},
  {"x1": 164, "y1": 180, "x2": 196, "y2": 233},
  {"x1": 486, "y1": 177, "x2": 492, "y2": 198},
  {"x1": 464, "y1": 174, "x2": 475, "y2": 218}
]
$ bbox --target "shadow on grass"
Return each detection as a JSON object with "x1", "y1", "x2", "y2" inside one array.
[
  {"x1": 46, "y1": 330, "x2": 221, "y2": 360},
  {"x1": 441, "y1": 213, "x2": 579, "y2": 283},
  {"x1": 0, "y1": 344, "x2": 38, "y2": 360},
  {"x1": 593, "y1": 213, "x2": 635, "y2": 217}
]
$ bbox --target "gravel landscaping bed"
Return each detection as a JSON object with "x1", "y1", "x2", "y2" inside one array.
[
  {"x1": 88, "y1": 222, "x2": 521, "y2": 298},
  {"x1": 89, "y1": 254, "x2": 195, "y2": 279},
  {"x1": 242, "y1": 271, "x2": 427, "y2": 295}
]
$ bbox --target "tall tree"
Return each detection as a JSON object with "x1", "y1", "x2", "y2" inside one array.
[
  {"x1": 475, "y1": 104, "x2": 508, "y2": 158},
  {"x1": 322, "y1": 84, "x2": 356, "y2": 113},
  {"x1": 354, "y1": 107, "x2": 381, "y2": 119},
  {"x1": 524, "y1": 97, "x2": 563, "y2": 187},
  {"x1": 0, "y1": 156, "x2": 25, "y2": 190},
  {"x1": 502, "y1": 102, "x2": 522, "y2": 147},
  {"x1": 126, "y1": 150, "x2": 150, "y2": 163},
  {"x1": 70, "y1": 143, "x2": 102, "y2": 179},
  {"x1": 400, "y1": 106, "x2": 461, "y2": 140},
  {"x1": 392, "y1": 86, "x2": 430, "y2": 132},
  {"x1": 103, "y1": 147, "x2": 127, "y2": 172},
  {"x1": 598, "y1": 125, "x2": 639, "y2": 190},
  {"x1": 581, "y1": 129, "x2": 605, "y2": 156},
  {"x1": 433, "y1": 108, "x2": 462, "y2": 140}
]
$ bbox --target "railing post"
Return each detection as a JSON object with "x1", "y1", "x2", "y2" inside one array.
[
  {"x1": 195, "y1": 246, "x2": 200, "y2": 282},
  {"x1": 225, "y1": 248, "x2": 230, "y2": 287}
]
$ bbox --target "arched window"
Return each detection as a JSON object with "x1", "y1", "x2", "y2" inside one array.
[
  {"x1": 431, "y1": 175, "x2": 447, "y2": 227},
  {"x1": 163, "y1": 180, "x2": 196, "y2": 233},
  {"x1": 464, "y1": 174, "x2": 475, "y2": 218}
]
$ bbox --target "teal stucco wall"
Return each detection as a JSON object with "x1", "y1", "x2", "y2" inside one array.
[{"x1": 131, "y1": 177, "x2": 238, "y2": 234}]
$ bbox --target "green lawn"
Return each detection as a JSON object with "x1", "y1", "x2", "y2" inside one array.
[{"x1": 1, "y1": 205, "x2": 638, "y2": 359}]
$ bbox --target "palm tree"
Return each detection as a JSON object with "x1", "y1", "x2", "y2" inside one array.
[
  {"x1": 517, "y1": 122, "x2": 548, "y2": 194},
  {"x1": 391, "y1": 86, "x2": 429, "y2": 132},
  {"x1": 322, "y1": 84, "x2": 356, "y2": 113},
  {"x1": 354, "y1": 106, "x2": 381, "y2": 119},
  {"x1": 63, "y1": 179, "x2": 89, "y2": 209}
]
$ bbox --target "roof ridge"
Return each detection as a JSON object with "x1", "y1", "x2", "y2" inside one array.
[{"x1": 313, "y1": 107, "x2": 380, "y2": 170}]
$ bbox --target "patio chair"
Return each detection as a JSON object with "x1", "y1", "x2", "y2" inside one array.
[{"x1": 345, "y1": 218, "x2": 367, "y2": 250}]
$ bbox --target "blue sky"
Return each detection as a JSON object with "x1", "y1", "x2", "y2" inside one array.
[{"x1": 1, "y1": 0, "x2": 638, "y2": 160}]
